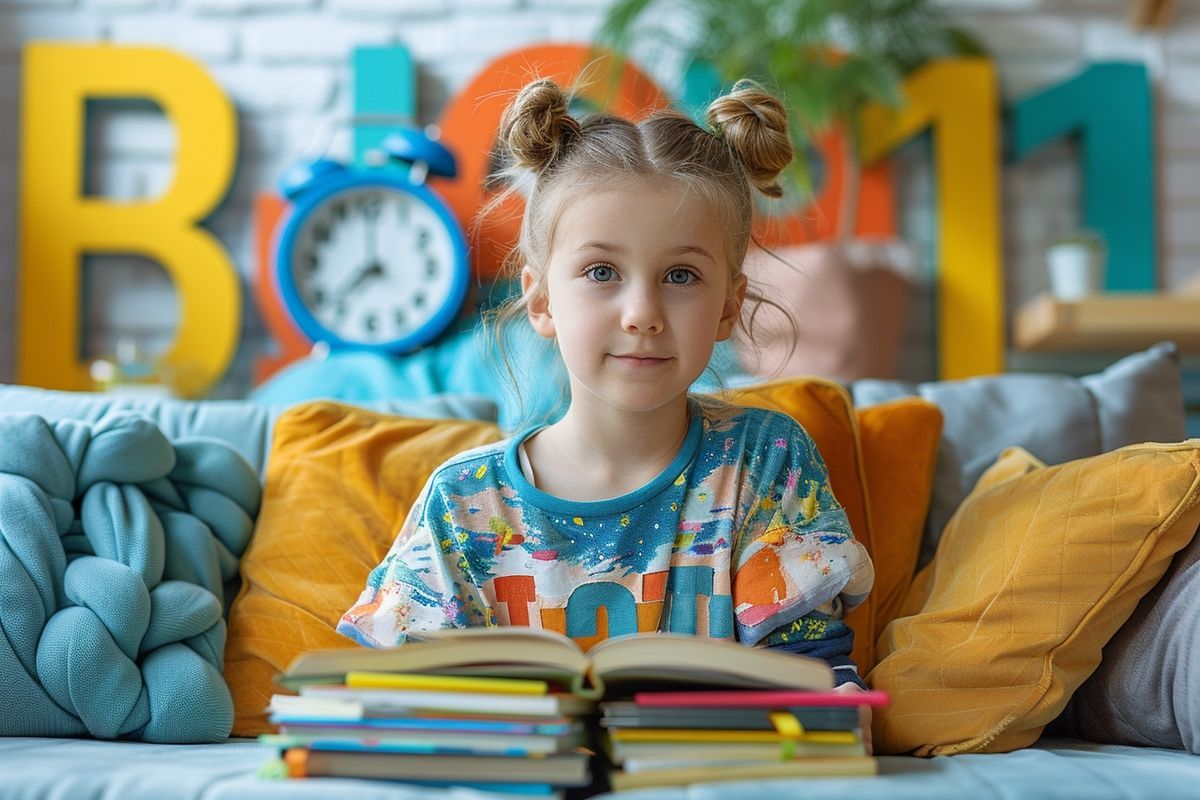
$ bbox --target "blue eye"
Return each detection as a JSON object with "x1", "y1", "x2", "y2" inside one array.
[
  {"x1": 666, "y1": 268, "x2": 696, "y2": 285},
  {"x1": 587, "y1": 264, "x2": 616, "y2": 282}
]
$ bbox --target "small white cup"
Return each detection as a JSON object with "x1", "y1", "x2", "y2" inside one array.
[{"x1": 1047, "y1": 243, "x2": 1104, "y2": 300}]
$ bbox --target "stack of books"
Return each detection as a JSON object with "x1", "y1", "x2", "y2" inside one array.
[
  {"x1": 598, "y1": 688, "x2": 888, "y2": 791},
  {"x1": 262, "y1": 670, "x2": 593, "y2": 795},
  {"x1": 265, "y1": 627, "x2": 885, "y2": 793}
]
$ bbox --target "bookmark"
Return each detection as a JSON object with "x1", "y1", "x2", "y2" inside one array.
[{"x1": 769, "y1": 711, "x2": 803, "y2": 760}]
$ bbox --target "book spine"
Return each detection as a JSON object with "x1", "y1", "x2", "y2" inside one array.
[
  {"x1": 300, "y1": 686, "x2": 565, "y2": 716},
  {"x1": 283, "y1": 748, "x2": 309, "y2": 779},
  {"x1": 633, "y1": 689, "x2": 890, "y2": 708},
  {"x1": 345, "y1": 671, "x2": 549, "y2": 695}
]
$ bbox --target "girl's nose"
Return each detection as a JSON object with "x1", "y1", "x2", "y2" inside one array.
[{"x1": 621, "y1": 287, "x2": 664, "y2": 334}]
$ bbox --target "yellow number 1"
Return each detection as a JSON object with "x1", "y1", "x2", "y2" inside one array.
[{"x1": 861, "y1": 59, "x2": 1003, "y2": 379}]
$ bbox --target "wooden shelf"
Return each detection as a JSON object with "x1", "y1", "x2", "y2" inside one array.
[
  {"x1": 1130, "y1": 0, "x2": 1178, "y2": 29},
  {"x1": 1013, "y1": 292, "x2": 1200, "y2": 352}
]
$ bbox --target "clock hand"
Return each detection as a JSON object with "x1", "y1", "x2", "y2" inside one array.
[
  {"x1": 331, "y1": 261, "x2": 385, "y2": 305},
  {"x1": 329, "y1": 199, "x2": 387, "y2": 305}
]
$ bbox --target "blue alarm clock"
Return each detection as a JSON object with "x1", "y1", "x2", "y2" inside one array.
[{"x1": 273, "y1": 127, "x2": 470, "y2": 354}]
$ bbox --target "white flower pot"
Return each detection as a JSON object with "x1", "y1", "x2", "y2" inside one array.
[{"x1": 1047, "y1": 243, "x2": 1104, "y2": 300}]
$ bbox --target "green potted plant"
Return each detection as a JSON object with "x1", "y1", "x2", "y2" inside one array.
[{"x1": 596, "y1": 0, "x2": 984, "y2": 380}]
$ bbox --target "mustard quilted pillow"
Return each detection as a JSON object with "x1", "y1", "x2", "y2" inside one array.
[{"x1": 869, "y1": 440, "x2": 1200, "y2": 756}]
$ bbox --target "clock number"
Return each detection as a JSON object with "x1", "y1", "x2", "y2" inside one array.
[
  {"x1": 425, "y1": 258, "x2": 438, "y2": 278},
  {"x1": 394, "y1": 309, "x2": 406, "y2": 327},
  {"x1": 412, "y1": 292, "x2": 426, "y2": 308},
  {"x1": 313, "y1": 222, "x2": 330, "y2": 244},
  {"x1": 362, "y1": 193, "x2": 382, "y2": 220},
  {"x1": 416, "y1": 228, "x2": 430, "y2": 251},
  {"x1": 364, "y1": 312, "x2": 378, "y2": 334}
]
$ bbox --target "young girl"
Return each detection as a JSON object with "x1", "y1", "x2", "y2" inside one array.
[{"x1": 339, "y1": 78, "x2": 875, "y2": 700}]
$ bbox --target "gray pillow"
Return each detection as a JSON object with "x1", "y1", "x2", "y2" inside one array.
[
  {"x1": 851, "y1": 342, "x2": 1187, "y2": 567},
  {"x1": 0, "y1": 385, "x2": 498, "y2": 476},
  {"x1": 1056, "y1": 525, "x2": 1200, "y2": 753}
]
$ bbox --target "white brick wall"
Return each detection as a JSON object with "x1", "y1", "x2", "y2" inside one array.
[
  {"x1": 0, "y1": 11, "x2": 105, "y2": 53},
  {"x1": 89, "y1": 0, "x2": 164, "y2": 11},
  {"x1": 331, "y1": 0, "x2": 447, "y2": 17},
  {"x1": 0, "y1": 0, "x2": 76, "y2": 7},
  {"x1": 393, "y1": 17, "x2": 455, "y2": 62},
  {"x1": 87, "y1": 104, "x2": 176, "y2": 158},
  {"x1": 957, "y1": 14, "x2": 1081, "y2": 57},
  {"x1": 1164, "y1": 161, "x2": 1200, "y2": 206},
  {"x1": 242, "y1": 15, "x2": 397, "y2": 63},
  {"x1": 185, "y1": 0, "x2": 319, "y2": 13},
  {"x1": 1, "y1": 0, "x2": 1199, "y2": 394},
  {"x1": 110, "y1": 15, "x2": 239, "y2": 62},
  {"x1": 83, "y1": 256, "x2": 180, "y2": 343},
  {"x1": 1163, "y1": 103, "x2": 1200, "y2": 154},
  {"x1": 995, "y1": 56, "x2": 1085, "y2": 99},
  {"x1": 209, "y1": 63, "x2": 339, "y2": 112}
]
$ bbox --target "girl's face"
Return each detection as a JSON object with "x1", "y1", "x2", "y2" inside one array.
[{"x1": 522, "y1": 178, "x2": 746, "y2": 418}]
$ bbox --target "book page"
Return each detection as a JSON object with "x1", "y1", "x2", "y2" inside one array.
[
  {"x1": 586, "y1": 633, "x2": 834, "y2": 692},
  {"x1": 283, "y1": 626, "x2": 590, "y2": 688}
]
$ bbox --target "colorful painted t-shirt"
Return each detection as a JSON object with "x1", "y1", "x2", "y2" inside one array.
[{"x1": 338, "y1": 397, "x2": 874, "y2": 655}]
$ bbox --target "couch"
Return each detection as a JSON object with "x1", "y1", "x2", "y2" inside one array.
[{"x1": 2, "y1": 342, "x2": 1199, "y2": 799}]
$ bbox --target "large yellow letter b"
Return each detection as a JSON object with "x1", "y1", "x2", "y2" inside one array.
[{"x1": 19, "y1": 43, "x2": 238, "y2": 398}]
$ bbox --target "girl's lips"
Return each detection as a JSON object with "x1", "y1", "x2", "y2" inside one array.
[{"x1": 611, "y1": 354, "x2": 671, "y2": 365}]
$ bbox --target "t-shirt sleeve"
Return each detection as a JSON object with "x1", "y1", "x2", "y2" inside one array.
[
  {"x1": 336, "y1": 474, "x2": 483, "y2": 648},
  {"x1": 731, "y1": 413, "x2": 874, "y2": 645}
]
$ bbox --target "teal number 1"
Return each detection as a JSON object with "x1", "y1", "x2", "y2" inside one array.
[{"x1": 1009, "y1": 62, "x2": 1157, "y2": 292}]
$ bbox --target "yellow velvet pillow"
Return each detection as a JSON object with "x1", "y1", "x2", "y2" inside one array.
[
  {"x1": 854, "y1": 398, "x2": 942, "y2": 655},
  {"x1": 224, "y1": 404, "x2": 503, "y2": 736},
  {"x1": 868, "y1": 440, "x2": 1200, "y2": 756}
]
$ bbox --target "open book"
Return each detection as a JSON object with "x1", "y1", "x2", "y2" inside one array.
[{"x1": 279, "y1": 628, "x2": 834, "y2": 699}]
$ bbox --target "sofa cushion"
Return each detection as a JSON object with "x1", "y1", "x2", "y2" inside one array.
[
  {"x1": 225, "y1": 403, "x2": 502, "y2": 736},
  {"x1": 0, "y1": 384, "x2": 499, "y2": 476},
  {"x1": 225, "y1": 382, "x2": 941, "y2": 734},
  {"x1": 851, "y1": 342, "x2": 1186, "y2": 568},
  {"x1": 4, "y1": 736, "x2": 1200, "y2": 800},
  {"x1": 1061, "y1": 513, "x2": 1200, "y2": 753},
  {"x1": 853, "y1": 398, "x2": 941, "y2": 644},
  {"x1": 869, "y1": 441, "x2": 1200, "y2": 756}
]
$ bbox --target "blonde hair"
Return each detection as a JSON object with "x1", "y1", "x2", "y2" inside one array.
[{"x1": 481, "y1": 77, "x2": 795, "y2": 426}]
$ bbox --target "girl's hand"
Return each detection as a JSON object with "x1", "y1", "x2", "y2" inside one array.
[{"x1": 832, "y1": 682, "x2": 873, "y2": 755}]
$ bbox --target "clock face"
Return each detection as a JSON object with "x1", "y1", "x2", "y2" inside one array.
[{"x1": 289, "y1": 185, "x2": 460, "y2": 346}]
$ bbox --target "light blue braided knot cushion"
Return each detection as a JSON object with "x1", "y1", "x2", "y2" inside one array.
[{"x1": 0, "y1": 412, "x2": 261, "y2": 743}]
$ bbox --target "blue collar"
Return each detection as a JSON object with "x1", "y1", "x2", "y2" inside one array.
[{"x1": 503, "y1": 399, "x2": 704, "y2": 516}]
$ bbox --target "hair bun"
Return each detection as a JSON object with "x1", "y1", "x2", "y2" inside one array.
[
  {"x1": 499, "y1": 78, "x2": 582, "y2": 174},
  {"x1": 705, "y1": 81, "x2": 793, "y2": 198}
]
